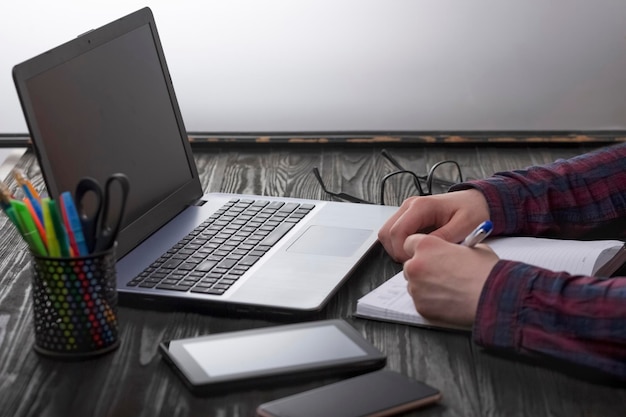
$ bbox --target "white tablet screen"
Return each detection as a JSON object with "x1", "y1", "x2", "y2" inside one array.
[{"x1": 182, "y1": 324, "x2": 367, "y2": 377}]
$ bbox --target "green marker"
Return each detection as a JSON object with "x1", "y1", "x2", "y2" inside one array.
[
  {"x1": 47, "y1": 199, "x2": 70, "y2": 258},
  {"x1": 3, "y1": 204, "x2": 24, "y2": 234},
  {"x1": 0, "y1": 182, "x2": 22, "y2": 233},
  {"x1": 11, "y1": 200, "x2": 48, "y2": 256}
]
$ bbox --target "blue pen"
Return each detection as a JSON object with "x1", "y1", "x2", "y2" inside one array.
[
  {"x1": 60, "y1": 192, "x2": 90, "y2": 256},
  {"x1": 462, "y1": 220, "x2": 493, "y2": 247}
]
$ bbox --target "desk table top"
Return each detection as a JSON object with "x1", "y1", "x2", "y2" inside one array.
[{"x1": 0, "y1": 143, "x2": 624, "y2": 417}]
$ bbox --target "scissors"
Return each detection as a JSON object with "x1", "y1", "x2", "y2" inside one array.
[{"x1": 75, "y1": 173, "x2": 130, "y2": 254}]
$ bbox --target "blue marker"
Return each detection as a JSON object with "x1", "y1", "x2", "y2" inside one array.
[{"x1": 60, "y1": 192, "x2": 90, "y2": 256}]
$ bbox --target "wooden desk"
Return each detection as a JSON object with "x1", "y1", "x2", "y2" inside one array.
[{"x1": 1, "y1": 143, "x2": 625, "y2": 417}]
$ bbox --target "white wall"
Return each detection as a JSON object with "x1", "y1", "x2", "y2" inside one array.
[{"x1": 2, "y1": 0, "x2": 626, "y2": 134}]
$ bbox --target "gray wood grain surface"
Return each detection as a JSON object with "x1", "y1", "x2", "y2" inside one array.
[{"x1": 1, "y1": 143, "x2": 624, "y2": 417}]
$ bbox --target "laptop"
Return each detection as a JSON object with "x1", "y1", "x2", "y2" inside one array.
[{"x1": 12, "y1": 7, "x2": 398, "y2": 316}]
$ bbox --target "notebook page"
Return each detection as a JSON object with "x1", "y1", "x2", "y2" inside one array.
[
  {"x1": 356, "y1": 272, "x2": 418, "y2": 323},
  {"x1": 486, "y1": 237, "x2": 623, "y2": 275},
  {"x1": 355, "y1": 272, "x2": 469, "y2": 331}
]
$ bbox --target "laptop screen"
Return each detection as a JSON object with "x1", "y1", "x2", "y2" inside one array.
[{"x1": 13, "y1": 8, "x2": 202, "y2": 259}]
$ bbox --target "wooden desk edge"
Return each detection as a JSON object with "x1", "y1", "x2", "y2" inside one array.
[{"x1": 2, "y1": 132, "x2": 626, "y2": 148}]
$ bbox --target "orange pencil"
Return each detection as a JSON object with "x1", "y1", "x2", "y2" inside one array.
[
  {"x1": 12, "y1": 169, "x2": 41, "y2": 201},
  {"x1": 22, "y1": 197, "x2": 47, "y2": 248}
]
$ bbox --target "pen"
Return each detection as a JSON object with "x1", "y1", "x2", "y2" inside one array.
[{"x1": 462, "y1": 220, "x2": 493, "y2": 247}]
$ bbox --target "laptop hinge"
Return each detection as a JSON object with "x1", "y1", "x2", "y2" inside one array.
[{"x1": 189, "y1": 198, "x2": 207, "y2": 207}]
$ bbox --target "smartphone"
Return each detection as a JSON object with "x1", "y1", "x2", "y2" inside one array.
[
  {"x1": 256, "y1": 370, "x2": 441, "y2": 417},
  {"x1": 159, "y1": 319, "x2": 386, "y2": 394}
]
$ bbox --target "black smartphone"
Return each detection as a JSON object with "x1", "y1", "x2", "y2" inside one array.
[
  {"x1": 256, "y1": 370, "x2": 441, "y2": 417},
  {"x1": 159, "y1": 319, "x2": 386, "y2": 394}
]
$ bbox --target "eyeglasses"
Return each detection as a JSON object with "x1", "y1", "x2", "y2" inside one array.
[{"x1": 312, "y1": 149, "x2": 464, "y2": 205}]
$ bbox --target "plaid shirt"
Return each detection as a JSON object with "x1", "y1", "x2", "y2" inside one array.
[{"x1": 452, "y1": 143, "x2": 626, "y2": 380}]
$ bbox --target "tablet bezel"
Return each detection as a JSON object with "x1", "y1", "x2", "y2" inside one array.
[{"x1": 159, "y1": 319, "x2": 386, "y2": 393}]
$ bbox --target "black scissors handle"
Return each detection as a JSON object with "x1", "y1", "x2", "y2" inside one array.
[
  {"x1": 93, "y1": 173, "x2": 130, "y2": 253},
  {"x1": 75, "y1": 177, "x2": 104, "y2": 253},
  {"x1": 75, "y1": 173, "x2": 130, "y2": 254}
]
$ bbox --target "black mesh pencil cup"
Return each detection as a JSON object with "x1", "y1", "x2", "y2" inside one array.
[{"x1": 30, "y1": 246, "x2": 120, "y2": 358}]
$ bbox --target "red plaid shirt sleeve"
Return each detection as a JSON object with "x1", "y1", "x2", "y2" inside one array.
[{"x1": 451, "y1": 143, "x2": 626, "y2": 380}]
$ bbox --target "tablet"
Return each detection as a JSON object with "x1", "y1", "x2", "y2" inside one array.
[{"x1": 159, "y1": 319, "x2": 386, "y2": 394}]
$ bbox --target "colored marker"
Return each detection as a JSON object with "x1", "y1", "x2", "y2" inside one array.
[
  {"x1": 41, "y1": 198, "x2": 61, "y2": 257},
  {"x1": 22, "y1": 197, "x2": 48, "y2": 248},
  {"x1": 47, "y1": 199, "x2": 71, "y2": 258},
  {"x1": 0, "y1": 182, "x2": 22, "y2": 233},
  {"x1": 11, "y1": 200, "x2": 48, "y2": 256},
  {"x1": 2, "y1": 204, "x2": 24, "y2": 234},
  {"x1": 60, "y1": 191, "x2": 89, "y2": 256}
]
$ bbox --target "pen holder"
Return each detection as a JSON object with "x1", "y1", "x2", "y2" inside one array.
[{"x1": 29, "y1": 246, "x2": 120, "y2": 359}]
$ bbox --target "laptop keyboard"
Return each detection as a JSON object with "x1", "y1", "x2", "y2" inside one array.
[{"x1": 126, "y1": 199, "x2": 315, "y2": 295}]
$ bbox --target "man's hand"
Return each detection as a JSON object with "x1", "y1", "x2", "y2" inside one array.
[
  {"x1": 378, "y1": 189, "x2": 490, "y2": 263},
  {"x1": 402, "y1": 233, "x2": 499, "y2": 327}
]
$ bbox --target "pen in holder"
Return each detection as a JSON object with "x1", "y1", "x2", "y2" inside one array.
[
  {"x1": 30, "y1": 245, "x2": 120, "y2": 358},
  {"x1": 1, "y1": 171, "x2": 129, "y2": 359}
]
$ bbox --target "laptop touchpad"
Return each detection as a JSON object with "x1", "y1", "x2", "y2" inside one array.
[{"x1": 287, "y1": 225, "x2": 372, "y2": 257}]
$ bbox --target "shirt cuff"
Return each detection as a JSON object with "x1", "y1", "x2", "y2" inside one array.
[{"x1": 449, "y1": 181, "x2": 510, "y2": 236}]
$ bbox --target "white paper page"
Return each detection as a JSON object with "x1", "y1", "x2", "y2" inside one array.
[
  {"x1": 486, "y1": 237, "x2": 623, "y2": 276},
  {"x1": 356, "y1": 272, "x2": 469, "y2": 331},
  {"x1": 357, "y1": 272, "x2": 417, "y2": 322}
]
